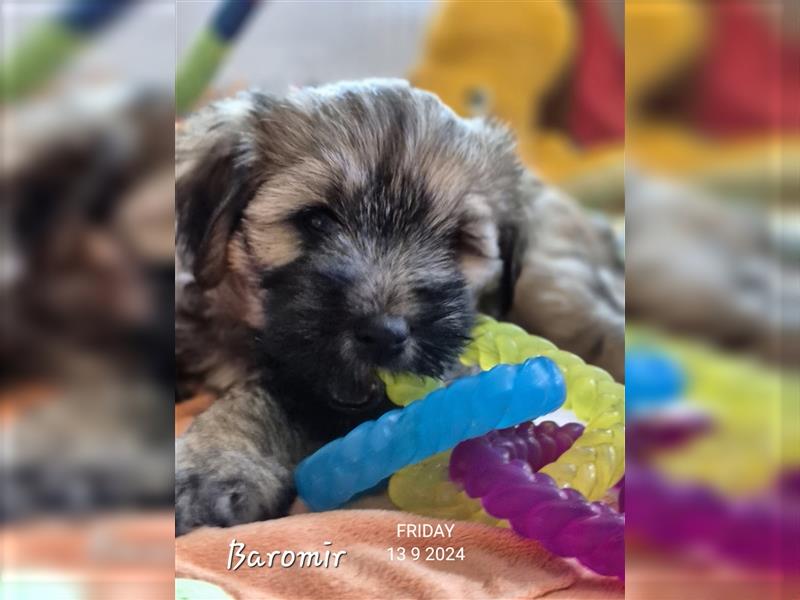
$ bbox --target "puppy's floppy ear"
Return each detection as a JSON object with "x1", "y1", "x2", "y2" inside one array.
[
  {"x1": 176, "y1": 97, "x2": 260, "y2": 288},
  {"x1": 497, "y1": 221, "x2": 526, "y2": 316}
]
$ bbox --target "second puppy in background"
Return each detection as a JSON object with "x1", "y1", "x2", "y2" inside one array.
[{"x1": 175, "y1": 80, "x2": 623, "y2": 535}]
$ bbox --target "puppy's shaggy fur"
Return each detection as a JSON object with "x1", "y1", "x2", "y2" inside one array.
[{"x1": 175, "y1": 80, "x2": 623, "y2": 535}]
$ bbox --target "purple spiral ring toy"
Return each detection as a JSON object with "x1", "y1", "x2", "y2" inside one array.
[
  {"x1": 626, "y1": 464, "x2": 800, "y2": 573},
  {"x1": 449, "y1": 422, "x2": 625, "y2": 578}
]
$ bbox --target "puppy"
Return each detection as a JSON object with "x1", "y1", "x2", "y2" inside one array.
[{"x1": 175, "y1": 80, "x2": 623, "y2": 535}]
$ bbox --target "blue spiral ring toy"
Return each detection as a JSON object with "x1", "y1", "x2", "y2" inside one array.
[
  {"x1": 295, "y1": 357, "x2": 566, "y2": 511},
  {"x1": 625, "y1": 349, "x2": 685, "y2": 414}
]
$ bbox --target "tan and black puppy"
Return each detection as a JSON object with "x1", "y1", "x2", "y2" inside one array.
[{"x1": 175, "y1": 80, "x2": 623, "y2": 535}]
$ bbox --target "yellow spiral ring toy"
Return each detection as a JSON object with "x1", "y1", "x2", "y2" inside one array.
[
  {"x1": 379, "y1": 315, "x2": 624, "y2": 520},
  {"x1": 628, "y1": 326, "x2": 799, "y2": 496}
]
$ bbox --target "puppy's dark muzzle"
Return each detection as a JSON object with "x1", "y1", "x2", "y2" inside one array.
[
  {"x1": 354, "y1": 315, "x2": 409, "y2": 365},
  {"x1": 328, "y1": 377, "x2": 387, "y2": 413}
]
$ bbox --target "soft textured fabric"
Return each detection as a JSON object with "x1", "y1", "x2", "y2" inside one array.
[
  {"x1": 176, "y1": 509, "x2": 623, "y2": 600},
  {"x1": 176, "y1": 393, "x2": 215, "y2": 436},
  {"x1": 0, "y1": 513, "x2": 175, "y2": 599}
]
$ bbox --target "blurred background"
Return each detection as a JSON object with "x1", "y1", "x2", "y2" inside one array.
[
  {"x1": 1, "y1": 0, "x2": 797, "y2": 598},
  {"x1": 174, "y1": 0, "x2": 625, "y2": 212},
  {"x1": 1, "y1": 1, "x2": 176, "y2": 598},
  {"x1": 624, "y1": 1, "x2": 798, "y2": 598}
]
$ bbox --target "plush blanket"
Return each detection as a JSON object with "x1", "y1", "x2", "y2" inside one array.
[{"x1": 176, "y1": 509, "x2": 623, "y2": 599}]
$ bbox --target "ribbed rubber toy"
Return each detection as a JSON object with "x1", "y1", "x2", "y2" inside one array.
[
  {"x1": 451, "y1": 432, "x2": 624, "y2": 578},
  {"x1": 295, "y1": 357, "x2": 565, "y2": 511}
]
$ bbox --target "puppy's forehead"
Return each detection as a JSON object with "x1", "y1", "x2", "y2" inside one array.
[
  {"x1": 246, "y1": 158, "x2": 335, "y2": 223},
  {"x1": 244, "y1": 82, "x2": 520, "y2": 229}
]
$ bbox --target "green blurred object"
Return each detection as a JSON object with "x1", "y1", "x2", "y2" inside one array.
[
  {"x1": 175, "y1": 0, "x2": 261, "y2": 115},
  {"x1": 175, "y1": 578, "x2": 233, "y2": 600},
  {"x1": 175, "y1": 30, "x2": 229, "y2": 115},
  {"x1": 0, "y1": 22, "x2": 82, "y2": 102},
  {"x1": 0, "y1": 0, "x2": 133, "y2": 103}
]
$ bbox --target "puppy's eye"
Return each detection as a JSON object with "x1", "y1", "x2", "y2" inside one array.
[{"x1": 294, "y1": 205, "x2": 339, "y2": 236}]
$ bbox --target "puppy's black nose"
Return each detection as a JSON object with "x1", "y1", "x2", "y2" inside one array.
[{"x1": 355, "y1": 315, "x2": 409, "y2": 356}]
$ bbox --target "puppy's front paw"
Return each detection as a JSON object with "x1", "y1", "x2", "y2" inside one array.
[{"x1": 175, "y1": 447, "x2": 296, "y2": 536}]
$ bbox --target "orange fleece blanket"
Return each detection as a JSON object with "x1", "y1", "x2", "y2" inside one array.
[{"x1": 176, "y1": 510, "x2": 623, "y2": 599}]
